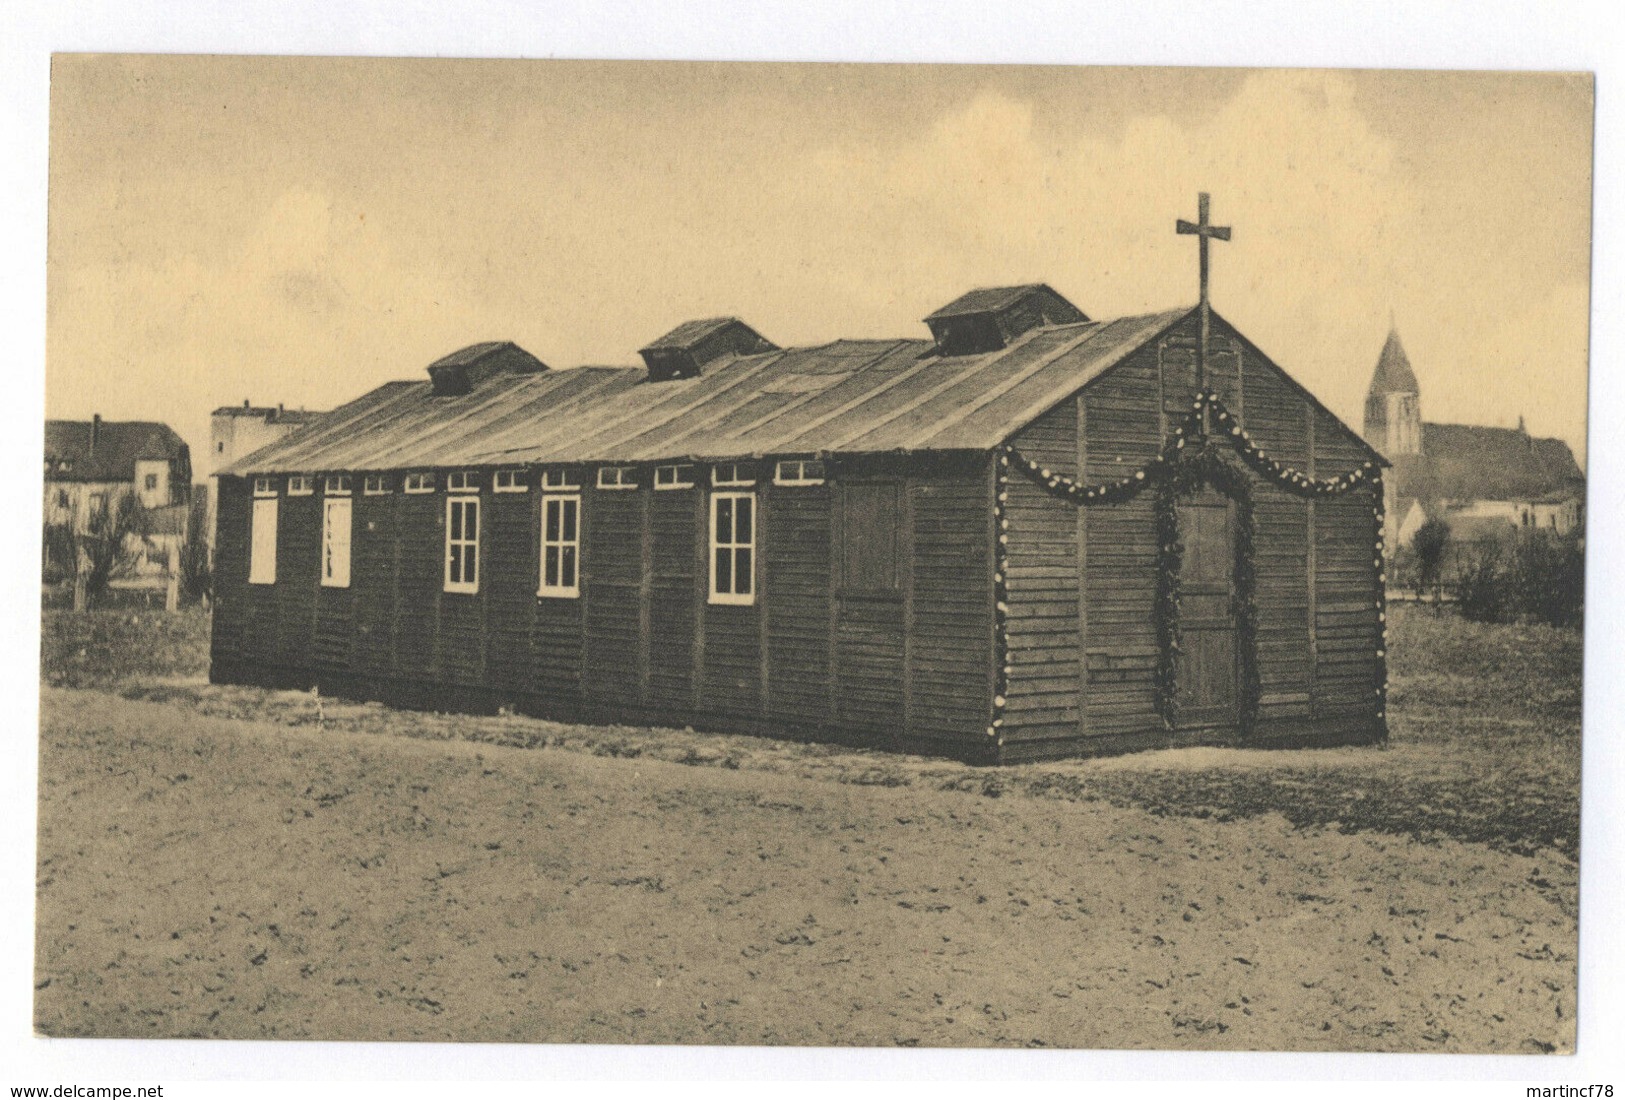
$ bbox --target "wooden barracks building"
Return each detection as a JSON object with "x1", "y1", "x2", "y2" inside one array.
[{"x1": 213, "y1": 217, "x2": 1389, "y2": 763}]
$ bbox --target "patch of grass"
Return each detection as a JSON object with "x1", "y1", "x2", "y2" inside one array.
[{"x1": 40, "y1": 608, "x2": 211, "y2": 690}]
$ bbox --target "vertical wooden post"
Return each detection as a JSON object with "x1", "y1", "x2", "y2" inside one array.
[{"x1": 72, "y1": 544, "x2": 89, "y2": 611}]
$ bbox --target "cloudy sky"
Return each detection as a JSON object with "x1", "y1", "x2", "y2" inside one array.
[{"x1": 46, "y1": 58, "x2": 1593, "y2": 467}]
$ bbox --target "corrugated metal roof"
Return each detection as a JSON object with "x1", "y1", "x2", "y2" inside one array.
[
  {"x1": 225, "y1": 307, "x2": 1196, "y2": 475},
  {"x1": 924, "y1": 284, "x2": 1053, "y2": 320},
  {"x1": 639, "y1": 317, "x2": 739, "y2": 351},
  {"x1": 428, "y1": 341, "x2": 522, "y2": 369}
]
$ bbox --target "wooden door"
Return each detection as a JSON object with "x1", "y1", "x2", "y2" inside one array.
[{"x1": 1174, "y1": 492, "x2": 1239, "y2": 729}]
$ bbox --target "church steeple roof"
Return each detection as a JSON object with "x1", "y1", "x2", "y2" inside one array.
[{"x1": 1368, "y1": 324, "x2": 1419, "y2": 397}]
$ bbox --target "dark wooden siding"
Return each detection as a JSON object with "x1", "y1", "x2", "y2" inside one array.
[
  {"x1": 833, "y1": 479, "x2": 905, "y2": 737},
  {"x1": 1002, "y1": 401, "x2": 1082, "y2": 745},
  {"x1": 1001, "y1": 311, "x2": 1382, "y2": 756},
  {"x1": 485, "y1": 484, "x2": 537, "y2": 695},
  {"x1": 1080, "y1": 334, "x2": 1165, "y2": 742},
  {"x1": 276, "y1": 490, "x2": 320, "y2": 671},
  {"x1": 213, "y1": 456, "x2": 994, "y2": 759},
  {"x1": 582, "y1": 484, "x2": 643, "y2": 706},
  {"x1": 763, "y1": 483, "x2": 831, "y2": 726},
  {"x1": 910, "y1": 459, "x2": 994, "y2": 745},
  {"x1": 648, "y1": 489, "x2": 699, "y2": 712},
  {"x1": 209, "y1": 478, "x2": 251, "y2": 668},
  {"x1": 393, "y1": 489, "x2": 441, "y2": 681}
]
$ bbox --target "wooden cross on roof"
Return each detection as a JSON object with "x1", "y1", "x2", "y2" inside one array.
[{"x1": 1176, "y1": 192, "x2": 1231, "y2": 395}]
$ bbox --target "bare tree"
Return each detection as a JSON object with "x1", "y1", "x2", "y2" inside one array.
[{"x1": 79, "y1": 491, "x2": 151, "y2": 607}]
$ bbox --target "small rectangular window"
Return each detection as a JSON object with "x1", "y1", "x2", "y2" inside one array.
[
  {"x1": 323, "y1": 475, "x2": 352, "y2": 496},
  {"x1": 253, "y1": 477, "x2": 277, "y2": 497},
  {"x1": 445, "y1": 496, "x2": 480, "y2": 593},
  {"x1": 709, "y1": 491, "x2": 756, "y2": 605},
  {"x1": 447, "y1": 471, "x2": 478, "y2": 492},
  {"x1": 364, "y1": 475, "x2": 391, "y2": 495},
  {"x1": 654, "y1": 464, "x2": 695, "y2": 490},
  {"x1": 494, "y1": 469, "x2": 528, "y2": 493},
  {"x1": 250, "y1": 498, "x2": 278, "y2": 584},
  {"x1": 405, "y1": 473, "x2": 436, "y2": 494},
  {"x1": 542, "y1": 468, "x2": 580, "y2": 491},
  {"x1": 713, "y1": 462, "x2": 755, "y2": 487},
  {"x1": 144, "y1": 473, "x2": 159, "y2": 491},
  {"x1": 321, "y1": 497, "x2": 352, "y2": 588},
  {"x1": 539, "y1": 494, "x2": 581, "y2": 598},
  {"x1": 774, "y1": 459, "x2": 826, "y2": 486},
  {"x1": 598, "y1": 466, "x2": 636, "y2": 490},
  {"x1": 288, "y1": 475, "x2": 314, "y2": 496}
]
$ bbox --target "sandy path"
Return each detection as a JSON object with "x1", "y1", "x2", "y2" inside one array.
[{"x1": 34, "y1": 690, "x2": 1576, "y2": 1051}]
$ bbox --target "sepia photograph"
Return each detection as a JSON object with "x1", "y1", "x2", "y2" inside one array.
[{"x1": 24, "y1": 44, "x2": 1602, "y2": 1071}]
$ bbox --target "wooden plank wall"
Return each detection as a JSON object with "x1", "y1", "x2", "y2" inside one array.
[
  {"x1": 210, "y1": 456, "x2": 994, "y2": 757},
  {"x1": 910, "y1": 468, "x2": 995, "y2": 746},
  {"x1": 648, "y1": 490, "x2": 700, "y2": 712},
  {"x1": 208, "y1": 478, "x2": 250, "y2": 669},
  {"x1": 484, "y1": 486, "x2": 536, "y2": 694},
  {"x1": 1312, "y1": 407, "x2": 1383, "y2": 719},
  {"x1": 353, "y1": 488, "x2": 399, "y2": 681},
  {"x1": 276, "y1": 491, "x2": 319, "y2": 671},
  {"x1": 763, "y1": 484, "x2": 831, "y2": 727},
  {"x1": 582, "y1": 487, "x2": 643, "y2": 707},
  {"x1": 1000, "y1": 401, "x2": 1082, "y2": 746},
  {"x1": 1001, "y1": 311, "x2": 1381, "y2": 753}
]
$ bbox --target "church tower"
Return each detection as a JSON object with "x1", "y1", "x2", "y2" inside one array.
[{"x1": 1363, "y1": 323, "x2": 1422, "y2": 458}]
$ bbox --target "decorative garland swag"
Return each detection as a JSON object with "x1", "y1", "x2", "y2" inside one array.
[{"x1": 988, "y1": 390, "x2": 1388, "y2": 740}]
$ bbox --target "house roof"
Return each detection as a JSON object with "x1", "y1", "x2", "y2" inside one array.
[
  {"x1": 923, "y1": 284, "x2": 1058, "y2": 321},
  {"x1": 211, "y1": 404, "x2": 325, "y2": 422},
  {"x1": 44, "y1": 419, "x2": 189, "y2": 482},
  {"x1": 639, "y1": 318, "x2": 742, "y2": 351},
  {"x1": 1412, "y1": 422, "x2": 1584, "y2": 504},
  {"x1": 224, "y1": 304, "x2": 1380, "y2": 477},
  {"x1": 1367, "y1": 326, "x2": 1419, "y2": 396}
]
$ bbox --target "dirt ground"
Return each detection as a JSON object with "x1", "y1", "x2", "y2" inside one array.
[{"x1": 34, "y1": 688, "x2": 1576, "y2": 1051}]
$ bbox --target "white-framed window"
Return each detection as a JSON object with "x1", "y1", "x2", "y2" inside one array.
[
  {"x1": 287, "y1": 475, "x2": 314, "y2": 496},
  {"x1": 542, "y1": 468, "x2": 580, "y2": 491},
  {"x1": 253, "y1": 477, "x2": 277, "y2": 497},
  {"x1": 321, "y1": 497, "x2": 352, "y2": 588},
  {"x1": 598, "y1": 466, "x2": 636, "y2": 490},
  {"x1": 447, "y1": 471, "x2": 478, "y2": 492},
  {"x1": 774, "y1": 459, "x2": 826, "y2": 486},
  {"x1": 323, "y1": 474, "x2": 352, "y2": 496},
  {"x1": 364, "y1": 474, "x2": 391, "y2": 495},
  {"x1": 539, "y1": 494, "x2": 581, "y2": 598},
  {"x1": 494, "y1": 469, "x2": 528, "y2": 493},
  {"x1": 444, "y1": 495, "x2": 480, "y2": 593},
  {"x1": 405, "y1": 473, "x2": 436, "y2": 494},
  {"x1": 713, "y1": 462, "x2": 756, "y2": 487},
  {"x1": 249, "y1": 498, "x2": 278, "y2": 584},
  {"x1": 654, "y1": 463, "x2": 695, "y2": 490},
  {"x1": 709, "y1": 491, "x2": 756, "y2": 605}
]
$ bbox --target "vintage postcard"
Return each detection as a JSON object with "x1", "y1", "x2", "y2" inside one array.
[{"x1": 37, "y1": 57, "x2": 1591, "y2": 1053}]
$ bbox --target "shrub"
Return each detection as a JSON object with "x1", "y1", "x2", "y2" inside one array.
[
  {"x1": 1454, "y1": 531, "x2": 1584, "y2": 628},
  {"x1": 1412, "y1": 517, "x2": 1450, "y2": 600},
  {"x1": 176, "y1": 494, "x2": 212, "y2": 604}
]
